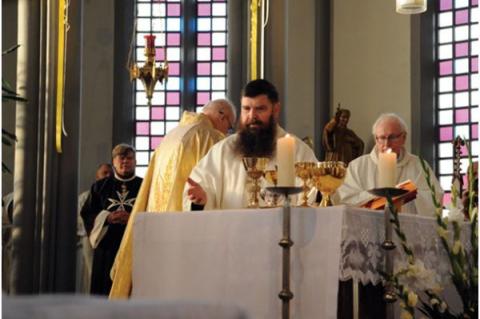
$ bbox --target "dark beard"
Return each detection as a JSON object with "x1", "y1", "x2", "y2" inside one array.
[{"x1": 233, "y1": 116, "x2": 277, "y2": 158}]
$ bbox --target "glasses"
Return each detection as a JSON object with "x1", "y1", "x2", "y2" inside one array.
[{"x1": 375, "y1": 132, "x2": 405, "y2": 143}]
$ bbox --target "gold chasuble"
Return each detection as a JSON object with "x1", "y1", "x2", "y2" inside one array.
[{"x1": 109, "y1": 111, "x2": 225, "y2": 298}]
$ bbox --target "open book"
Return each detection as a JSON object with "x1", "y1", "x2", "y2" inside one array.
[{"x1": 360, "y1": 180, "x2": 418, "y2": 210}]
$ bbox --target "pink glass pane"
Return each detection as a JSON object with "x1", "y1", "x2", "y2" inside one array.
[
  {"x1": 471, "y1": 57, "x2": 478, "y2": 72},
  {"x1": 197, "y1": 33, "x2": 211, "y2": 46},
  {"x1": 166, "y1": 92, "x2": 180, "y2": 105},
  {"x1": 455, "y1": 108, "x2": 470, "y2": 123},
  {"x1": 461, "y1": 144, "x2": 469, "y2": 156},
  {"x1": 440, "y1": 0, "x2": 452, "y2": 10},
  {"x1": 212, "y1": 47, "x2": 226, "y2": 61},
  {"x1": 197, "y1": 62, "x2": 211, "y2": 75},
  {"x1": 198, "y1": 3, "x2": 211, "y2": 16},
  {"x1": 136, "y1": 122, "x2": 149, "y2": 135},
  {"x1": 168, "y1": 62, "x2": 180, "y2": 75},
  {"x1": 472, "y1": 0, "x2": 478, "y2": 5},
  {"x1": 151, "y1": 137, "x2": 164, "y2": 150},
  {"x1": 151, "y1": 107, "x2": 165, "y2": 120},
  {"x1": 455, "y1": 42, "x2": 469, "y2": 57},
  {"x1": 440, "y1": 126, "x2": 453, "y2": 141},
  {"x1": 167, "y1": 33, "x2": 180, "y2": 46},
  {"x1": 156, "y1": 48, "x2": 165, "y2": 61},
  {"x1": 455, "y1": 10, "x2": 469, "y2": 24},
  {"x1": 167, "y1": 4, "x2": 181, "y2": 16},
  {"x1": 197, "y1": 92, "x2": 210, "y2": 104},
  {"x1": 443, "y1": 192, "x2": 451, "y2": 206},
  {"x1": 455, "y1": 75, "x2": 469, "y2": 90},
  {"x1": 472, "y1": 124, "x2": 478, "y2": 139},
  {"x1": 439, "y1": 60, "x2": 453, "y2": 75}
]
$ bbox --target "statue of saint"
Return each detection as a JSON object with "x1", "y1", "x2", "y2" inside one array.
[{"x1": 322, "y1": 105, "x2": 364, "y2": 165}]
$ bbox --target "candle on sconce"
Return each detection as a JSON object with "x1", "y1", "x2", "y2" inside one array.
[
  {"x1": 277, "y1": 134, "x2": 295, "y2": 187},
  {"x1": 378, "y1": 148, "x2": 397, "y2": 188}
]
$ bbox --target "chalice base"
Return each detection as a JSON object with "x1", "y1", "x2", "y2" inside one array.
[{"x1": 319, "y1": 193, "x2": 333, "y2": 207}]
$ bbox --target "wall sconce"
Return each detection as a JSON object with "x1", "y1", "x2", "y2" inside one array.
[{"x1": 396, "y1": 0, "x2": 427, "y2": 14}]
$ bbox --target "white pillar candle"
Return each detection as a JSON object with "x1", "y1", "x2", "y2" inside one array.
[
  {"x1": 277, "y1": 134, "x2": 295, "y2": 187},
  {"x1": 378, "y1": 149, "x2": 397, "y2": 188}
]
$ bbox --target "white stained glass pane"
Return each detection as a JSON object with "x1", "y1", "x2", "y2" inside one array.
[
  {"x1": 439, "y1": 93, "x2": 453, "y2": 109},
  {"x1": 167, "y1": 47, "x2": 181, "y2": 61},
  {"x1": 152, "y1": 32, "x2": 165, "y2": 47},
  {"x1": 152, "y1": 3, "x2": 165, "y2": 17},
  {"x1": 137, "y1": 151, "x2": 150, "y2": 165},
  {"x1": 472, "y1": 141, "x2": 479, "y2": 156},
  {"x1": 438, "y1": 12, "x2": 453, "y2": 27},
  {"x1": 439, "y1": 159, "x2": 454, "y2": 174},
  {"x1": 455, "y1": 58, "x2": 469, "y2": 74},
  {"x1": 136, "y1": 48, "x2": 146, "y2": 62},
  {"x1": 166, "y1": 77, "x2": 180, "y2": 90},
  {"x1": 151, "y1": 121, "x2": 165, "y2": 135},
  {"x1": 211, "y1": 91, "x2": 226, "y2": 100},
  {"x1": 137, "y1": 4, "x2": 151, "y2": 16},
  {"x1": 439, "y1": 143, "x2": 453, "y2": 158},
  {"x1": 211, "y1": 77, "x2": 226, "y2": 90},
  {"x1": 196, "y1": 106, "x2": 204, "y2": 113},
  {"x1": 439, "y1": 110, "x2": 453, "y2": 124},
  {"x1": 198, "y1": 18, "x2": 212, "y2": 31},
  {"x1": 472, "y1": 91, "x2": 479, "y2": 106},
  {"x1": 197, "y1": 47, "x2": 211, "y2": 61},
  {"x1": 211, "y1": 62, "x2": 226, "y2": 75},
  {"x1": 471, "y1": 24, "x2": 479, "y2": 39},
  {"x1": 472, "y1": 39, "x2": 479, "y2": 55},
  {"x1": 455, "y1": 125, "x2": 470, "y2": 138},
  {"x1": 165, "y1": 121, "x2": 179, "y2": 134},
  {"x1": 439, "y1": 77, "x2": 453, "y2": 92},
  {"x1": 136, "y1": 166, "x2": 147, "y2": 178},
  {"x1": 455, "y1": 92, "x2": 469, "y2": 107},
  {"x1": 212, "y1": 3, "x2": 227, "y2": 16},
  {"x1": 439, "y1": 44, "x2": 453, "y2": 60},
  {"x1": 212, "y1": 18, "x2": 227, "y2": 31},
  {"x1": 454, "y1": 0, "x2": 468, "y2": 8},
  {"x1": 472, "y1": 8, "x2": 479, "y2": 23},
  {"x1": 136, "y1": 92, "x2": 149, "y2": 106},
  {"x1": 439, "y1": 28, "x2": 453, "y2": 44},
  {"x1": 460, "y1": 158, "x2": 470, "y2": 173},
  {"x1": 166, "y1": 107, "x2": 180, "y2": 120},
  {"x1": 137, "y1": 18, "x2": 152, "y2": 32},
  {"x1": 197, "y1": 77, "x2": 211, "y2": 90},
  {"x1": 166, "y1": 18, "x2": 181, "y2": 32},
  {"x1": 136, "y1": 107, "x2": 150, "y2": 120},
  {"x1": 471, "y1": 107, "x2": 479, "y2": 122},
  {"x1": 440, "y1": 176, "x2": 452, "y2": 191},
  {"x1": 471, "y1": 74, "x2": 479, "y2": 89},
  {"x1": 136, "y1": 80, "x2": 145, "y2": 90},
  {"x1": 455, "y1": 25, "x2": 469, "y2": 42},
  {"x1": 151, "y1": 92, "x2": 164, "y2": 105},
  {"x1": 212, "y1": 32, "x2": 227, "y2": 46},
  {"x1": 136, "y1": 136, "x2": 150, "y2": 150}
]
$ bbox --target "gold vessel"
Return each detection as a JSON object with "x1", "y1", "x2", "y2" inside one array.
[{"x1": 311, "y1": 161, "x2": 346, "y2": 207}]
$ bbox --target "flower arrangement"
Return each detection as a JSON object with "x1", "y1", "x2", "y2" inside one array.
[{"x1": 384, "y1": 140, "x2": 477, "y2": 319}]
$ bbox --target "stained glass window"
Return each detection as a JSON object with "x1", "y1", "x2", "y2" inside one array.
[
  {"x1": 134, "y1": 0, "x2": 228, "y2": 176},
  {"x1": 436, "y1": 0, "x2": 479, "y2": 205}
]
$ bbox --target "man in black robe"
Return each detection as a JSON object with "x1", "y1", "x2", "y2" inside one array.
[{"x1": 81, "y1": 144, "x2": 142, "y2": 295}]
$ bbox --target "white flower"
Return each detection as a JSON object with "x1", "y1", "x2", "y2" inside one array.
[
  {"x1": 396, "y1": 260, "x2": 439, "y2": 292},
  {"x1": 407, "y1": 291, "x2": 418, "y2": 307},
  {"x1": 446, "y1": 202, "x2": 465, "y2": 223}
]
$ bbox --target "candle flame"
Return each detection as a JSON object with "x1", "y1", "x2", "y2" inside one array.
[{"x1": 386, "y1": 148, "x2": 393, "y2": 154}]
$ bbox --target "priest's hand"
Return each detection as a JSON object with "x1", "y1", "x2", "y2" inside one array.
[
  {"x1": 186, "y1": 178, "x2": 207, "y2": 205},
  {"x1": 107, "y1": 210, "x2": 130, "y2": 225}
]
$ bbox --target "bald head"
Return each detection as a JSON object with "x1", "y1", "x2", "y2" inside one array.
[{"x1": 202, "y1": 99, "x2": 237, "y2": 134}]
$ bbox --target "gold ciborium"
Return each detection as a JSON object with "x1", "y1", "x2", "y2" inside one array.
[
  {"x1": 294, "y1": 162, "x2": 315, "y2": 207},
  {"x1": 243, "y1": 157, "x2": 269, "y2": 208},
  {"x1": 311, "y1": 161, "x2": 346, "y2": 207}
]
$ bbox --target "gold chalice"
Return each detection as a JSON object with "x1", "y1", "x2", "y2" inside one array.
[
  {"x1": 311, "y1": 161, "x2": 346, "y2": 207},
  {"x1": 243, "y1": 157, "x2": 269, "y2": 208},
  {"x1": 295, "y1": 162, "x2": 315, "y2": 206}
]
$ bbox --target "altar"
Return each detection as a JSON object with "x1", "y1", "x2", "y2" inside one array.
[{"x1": 131, "y1": 206, "x2": 466, "y2": 318}]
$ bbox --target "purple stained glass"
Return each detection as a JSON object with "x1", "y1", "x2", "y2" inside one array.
[
  {"x1": 197, "y1": 92, "x2": 210, "y2": 105},
  {"x1": 151, "y1": 137, "x2": 163, "y2": 150},
  {"x1": 461, "y1": 144, "x2": 469, "y2": 156},
  {"x1": 440, "y1": 60, "x2": 453, "y2": 75},
  {"x1": 440, "y1": 0, "x2": 452, "y2": 10},
  {"x1": 197, "y1": 62, "x2": 211, "y2": 75},
  {"x1": 212, "y1": 47, "x2": 225, "y2": 61},
  {"x1": 198, "y1": 3, "x2": 211, "y2": 16},
  {"x1": 455, "y1": 108, "x2": 470, "y2": 123},
  {"x1": 151, "y1": 107, "x2": 165, "y2": 120},
  {"x1": 472, "y1": 57, "x2": 478, "y2": 72},
  {"x1": 455, "y1": 10, "x2": 469, "y2": 24},
  {"x1": 455, "y1": 42, "x2": 469, "y2": 57},
  {"x1": 167, "y1": 33, "x2": 180, "y2": 46},
  {"x1": 167, "y1": 3, "x2": 181, "y2": 16},
  {"x1": 472, "y1": 0, "x2": 478, "y2": 5},
  {"x1": 456, "y1": 75, "x2": 469, "y2": 90},
  {"x1": 136, "y1": 122, "x2": 149, "y2": 135},
  {"x1": 156, "y1": 48, "x2": 165, "y2": 61},
  {"x1": 197, "y1": 33, "x2": 211, "y2": 46},
  {"x1": 166, "y1": 92, "x2": 180, "y2": 105},
  {"x1": 443, "y1": 193, "x2": 451, "y2": 205},
  {"x1": 168, "y1": 62, "x2": 180, "y2": 76},
  {"x1": 472, "y1": 124, "x2": 479, "y2": 139},
  {"x1": 440, "y1": 126, "x2": 453, "y2": 141}
]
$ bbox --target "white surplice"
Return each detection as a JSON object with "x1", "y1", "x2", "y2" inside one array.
[{"x1": 183, "y1": 126, "x2": 318, "y2": 210}]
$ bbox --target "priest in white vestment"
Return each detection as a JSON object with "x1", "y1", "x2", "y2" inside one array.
[
  {"x1": 336, "y1": 113, "x2": 443, "y2": 215},
  {"x1": 184, "y1": 79, "x2": 318, "y2": 210}
]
